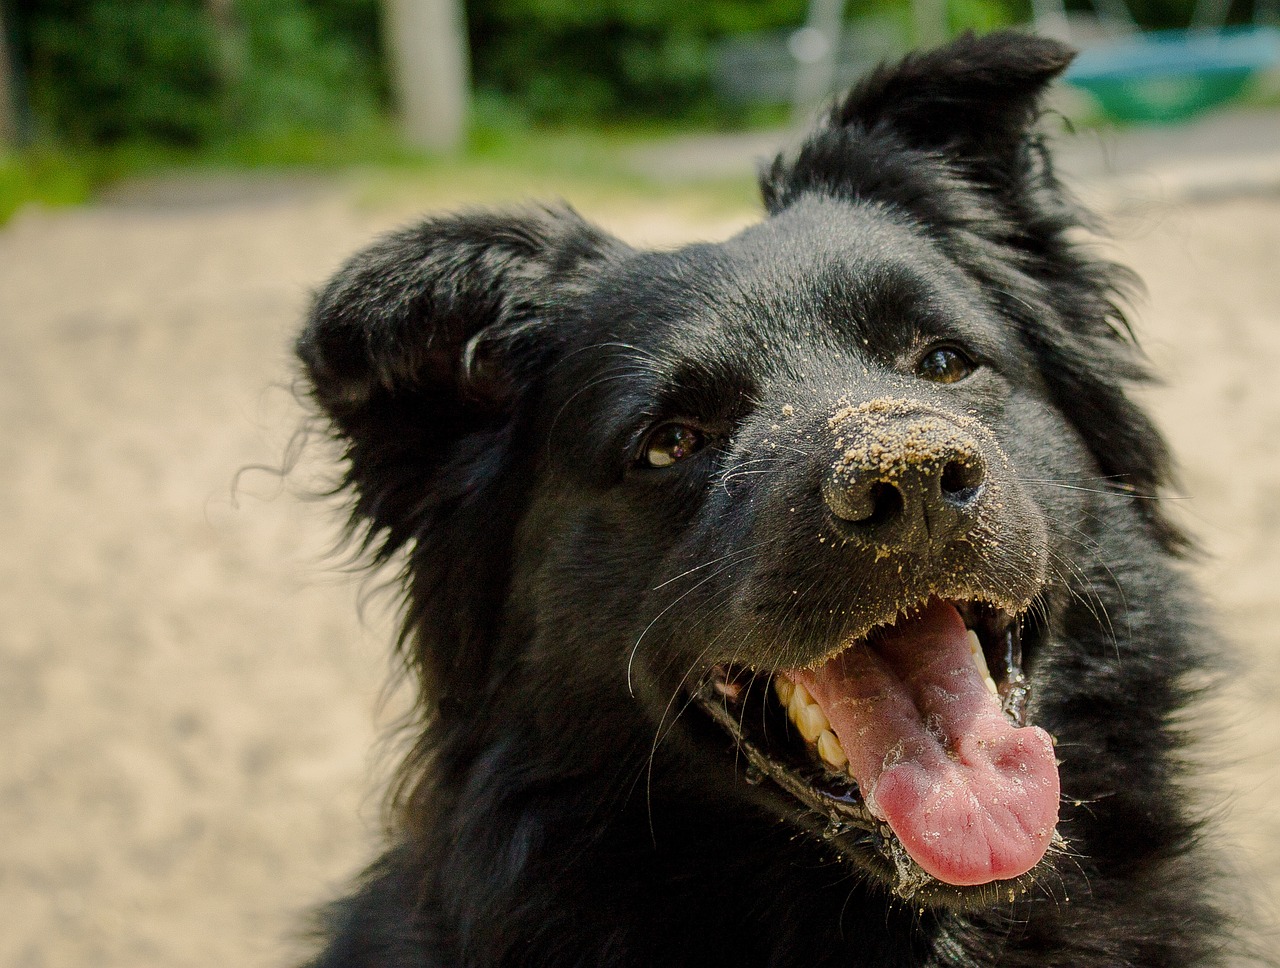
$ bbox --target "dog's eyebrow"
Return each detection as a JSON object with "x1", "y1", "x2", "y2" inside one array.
[
  {"x1": 823, "y1": 274, "x2": 1010, "y2": 366},
  {"x1": 649, "y1": 353, "x2": 760, "y2": 421}
]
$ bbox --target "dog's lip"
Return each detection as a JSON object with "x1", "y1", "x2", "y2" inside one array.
[{"x1": 690, "y1": 594, "x2": 1052, "y2": 906}]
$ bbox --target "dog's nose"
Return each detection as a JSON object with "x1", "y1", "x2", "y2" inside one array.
[{"x1": 822, "y1": 408, "x2": 987, "y2": 548}]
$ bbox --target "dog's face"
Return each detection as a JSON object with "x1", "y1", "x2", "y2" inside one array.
[
  {"x1": 300, "y1": 33, "x2": 1179, "y2": 915},
  {"x1": 501, "y1": 194, "x2": 1086, "y2": 906}
]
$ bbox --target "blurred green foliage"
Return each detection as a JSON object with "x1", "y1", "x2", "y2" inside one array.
[
  {"x1": 468, "y1": 0, "x2": 809, "y2": 122},
  {"x1": 25, "y1": 0, "x2": 222, "y2": 145},
  {"x1": 9, "y1": 0, "x2": 1222, "y2": 144},
  {"x1": 12, "y1": 0, "x2": 384, "y2": 147},
  {"x1": 465, "y1": 0, "x2": 1209, "y2": 122}
]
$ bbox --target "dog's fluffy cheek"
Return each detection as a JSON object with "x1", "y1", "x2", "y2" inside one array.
[
  {"x1": 999, "y1": 391, "x2": 1105, "y2": 531},
  {"x1": 512, "y1": 496, "x2": 695, "y2": 689}
]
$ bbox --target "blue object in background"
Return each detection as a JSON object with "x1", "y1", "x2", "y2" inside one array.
[{"x1": 1065, "y1": 25, "x2": 1280, "y2": 122}]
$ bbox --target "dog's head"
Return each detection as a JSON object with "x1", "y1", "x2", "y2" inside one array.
[{"x1": 299, "y1": 33, "x2": 1180, "y2": 910}]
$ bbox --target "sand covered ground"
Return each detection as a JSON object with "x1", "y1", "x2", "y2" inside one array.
[{"x1": 2, "y1": 129, "x2": 1278, "y2": 966}]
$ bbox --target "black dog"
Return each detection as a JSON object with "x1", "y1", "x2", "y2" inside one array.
[{"x1": 296, "y1": 31, "x2": 1230, "y2": 967}]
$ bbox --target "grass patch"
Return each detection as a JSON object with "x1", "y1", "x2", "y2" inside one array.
[
  {"x1": 0, "y1": 120, "x2": 426, "y2": 225},
  {"x1": 350, "y1": 97, "x2": 765, "y2": 232},
  {"x1": 0, "y1": 150, "x2": 96, "y2": 224},
  {"x1": 0, "y1": 114, "x2": 766, "y2": 228}
]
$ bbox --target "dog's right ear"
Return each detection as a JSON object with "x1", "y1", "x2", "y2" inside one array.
[{"x1": 298, "y1": 206, "x2": 619, "y2": 557}]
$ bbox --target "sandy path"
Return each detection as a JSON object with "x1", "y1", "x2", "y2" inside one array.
[{"x1": 0, "y1": 163, "x2": 1276, "y2": 966}]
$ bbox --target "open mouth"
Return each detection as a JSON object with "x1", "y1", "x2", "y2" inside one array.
[{"x1": 694, "y1": 597, "x2": 1060, "y2": 905}]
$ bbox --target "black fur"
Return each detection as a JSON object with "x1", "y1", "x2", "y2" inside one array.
[{"x1": 296, "y1": 32, "x2": 1229, "y2": 967}]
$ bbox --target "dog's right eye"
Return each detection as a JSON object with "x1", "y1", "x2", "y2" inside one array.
[
  {"x1": 916, "y1": 344, "x2": 976, "y2": 384},
  {"x1": 641, "y1": 423, "x2": 705, "y2": 468}
]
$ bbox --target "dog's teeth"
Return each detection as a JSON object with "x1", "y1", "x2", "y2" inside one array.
[
  {"x1": 774, "y1": 678, "x2": 795, "y2": 706},
  {"x1": 784, "y1": 680, "x2": 832, "y2": 744},
  {"x1": 786, "y1": 685, "x2": 806, "y2": 731},
  {"x1": 967, "y1": 628, "x2": 999, "y2": 696},
  {"x1": 787, "y1": 681, "x2": 813, "y2": 720},
  {"x1": 797, "y1": 703, "x2": 830, "y2": 743},
  {"x1": 817, "y1": 730, "x2": 847, "y2": 770}
]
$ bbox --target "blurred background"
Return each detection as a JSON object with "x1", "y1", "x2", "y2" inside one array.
[{"x1": 1, "y1": 2, "x2": 1279, "y2": 966}]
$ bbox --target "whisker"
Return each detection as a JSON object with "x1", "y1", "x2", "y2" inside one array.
[
  {"x1": 628, "y1": 550, "x2": 764, "y2": 695},
  {"x1": 650, "y1": 542, "x2": 768, "y2": 591},
  {"x1": 1016, "y1": 477, "x2": 1183, "y2": 502}
]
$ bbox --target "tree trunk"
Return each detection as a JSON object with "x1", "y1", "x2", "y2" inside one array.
[
  {"x1": 383, "y1": 0, "x2": 470, "y2": 153},
  {"x1": 0, "y1": 3, "x2": 19, "y2": 146}
]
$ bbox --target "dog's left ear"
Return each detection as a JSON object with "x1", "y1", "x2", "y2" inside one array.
[
  {"x1": 298, "y1": 206, "x2": 620, "y2": 559},
  {"x1": 299, "y1": 207, "x2": 624, "y2": 697},
  {"x1": 762, "y1": 30, "x2": 1074, "y2": 209}
]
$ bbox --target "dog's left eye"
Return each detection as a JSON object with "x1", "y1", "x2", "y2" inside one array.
[
  {"x1": 642, "y1": 423, "x2": 705, "y2": 468},
  {"x1": 916, "y1": 345, "x2": 976, "y2": 384}
]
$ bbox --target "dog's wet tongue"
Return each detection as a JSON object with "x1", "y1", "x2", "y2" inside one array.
[{"x1": 787, "y1": 600, "x2": 1059, "y2": 887}]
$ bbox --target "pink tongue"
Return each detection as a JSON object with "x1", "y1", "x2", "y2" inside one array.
[{"x1": 788, "y1": 600, "x2": 1059, "y2": 887}]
